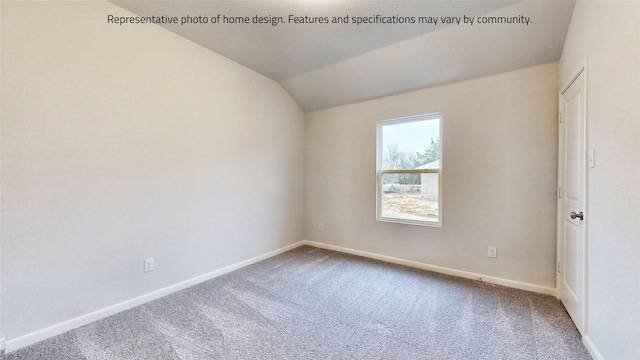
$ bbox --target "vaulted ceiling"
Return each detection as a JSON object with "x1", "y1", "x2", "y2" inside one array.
[{"x1": 113, "y1": 1, "x2": 575, "y2": 112}]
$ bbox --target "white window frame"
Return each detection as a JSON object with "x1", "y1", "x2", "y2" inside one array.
[{"x1": 376, "y1": 112, "x2": 443, "y2": 227}]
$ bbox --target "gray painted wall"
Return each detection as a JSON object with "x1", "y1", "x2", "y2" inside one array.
[
  {"x1": 1, "y1": 1, "x2": 304, "y2": 340},
  {"x1": 305, "y1": 63, "x2": 559, "y2": 288}
]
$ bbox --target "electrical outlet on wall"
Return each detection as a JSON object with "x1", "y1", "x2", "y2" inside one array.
[
  {"x1": 319, "y1": 223, "x2": 324, "y2": 231},
  {"x1": 488, "y1": 246, "x2": 497, "y2": 259},
  {"x1": 144, "y1": 258, "x2": 155, "y2": 273}
]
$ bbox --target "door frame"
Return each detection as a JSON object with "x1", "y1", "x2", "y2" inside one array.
[{"x1": 557, "y1": 61, "x2": 589, "y2": 336}]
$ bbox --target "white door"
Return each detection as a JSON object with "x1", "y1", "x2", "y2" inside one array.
[{"x1": 558, "y1": 68, "x2": 587, "y2": 334}]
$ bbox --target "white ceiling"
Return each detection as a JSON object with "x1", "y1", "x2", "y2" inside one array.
[{"x1": 113, "y1": 1, "x2": 575, "y2": 112}]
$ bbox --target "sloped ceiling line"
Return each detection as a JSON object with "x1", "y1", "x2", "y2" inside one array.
[{"x1": 112, "y1": 1, "x2": 575, "y2": 112}]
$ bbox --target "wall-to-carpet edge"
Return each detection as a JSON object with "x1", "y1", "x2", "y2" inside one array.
[{"x1": 6, "y1": 240, "x2": 561, "y2": 353}]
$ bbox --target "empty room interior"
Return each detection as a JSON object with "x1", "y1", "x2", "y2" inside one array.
[{"x1": 1, "y1": 0, "x2": 638, "y2": 359}]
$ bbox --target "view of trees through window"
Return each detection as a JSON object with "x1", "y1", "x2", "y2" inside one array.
[
  {"x1": 383, "y1": 137, "x2": 440, "y2": 185},
  {"x1": 378, "y1": 114, "x2": 441, "y2": 225}
]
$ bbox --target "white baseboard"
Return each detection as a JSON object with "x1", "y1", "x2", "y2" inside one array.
[
  {"x1": 583, "y1": 335, "x2": 603, "y2": 360},
  {"x1": 5, "y1": 241, "x2": 305, "y2": 353},
  {"x1": 6, "y1": 240, "x2": 559, "y2": 353},
  {"x1": 302, "y1": 240, "x2": 557, "y2": 297}
]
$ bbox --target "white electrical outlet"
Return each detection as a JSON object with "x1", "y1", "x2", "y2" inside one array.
[
  {"x1": 488, "y1": 246, "x2": 497, "y2": 259},
  {"x1": 319, "y1": 223, "x2": 324, "y2": 231},
  {"x1": 144, "y1": 258, "x2": 155, "y2": 273}
]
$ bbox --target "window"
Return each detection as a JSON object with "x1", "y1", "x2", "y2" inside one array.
[{"x1": 377, "y1": 113, "x2": 442, "y2": 226}]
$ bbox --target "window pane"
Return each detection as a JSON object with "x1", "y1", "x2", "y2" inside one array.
[
  {"x1": 381, "y1": 118, "x2": 440, "y2": 170},
  {"x1": 377, "y1": 113, "x2": 442, "y2": 226},
  {"x1": 381, "y1": 173, "x2": 439, "y2": 222}
]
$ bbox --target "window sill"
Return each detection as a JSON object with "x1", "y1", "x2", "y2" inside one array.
[{"x1": 376, "y1": 216, "x2": 442, "y2": 228}]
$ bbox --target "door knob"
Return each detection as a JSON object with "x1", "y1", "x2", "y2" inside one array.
[{"x1": 570, "y1": 211, "x2": 584, "y2": 221}]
